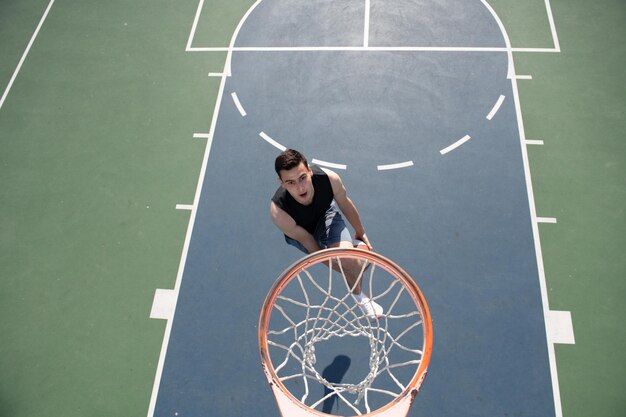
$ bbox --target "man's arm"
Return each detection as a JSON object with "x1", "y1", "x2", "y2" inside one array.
[
  {"x1": 270, "y1": 201, "x2": 321, "y2": 253},
  {"x1": 322, "y1": 168, "x2": 372, "y2": 249}
]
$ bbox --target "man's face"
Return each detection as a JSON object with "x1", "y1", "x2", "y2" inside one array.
[{"x1": 278, "y1": 162, "x2": 314, "y2": 205}]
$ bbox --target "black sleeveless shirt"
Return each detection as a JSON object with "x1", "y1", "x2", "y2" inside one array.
[{"x1": 272, "y1": 165, "x2": 334, "y2": 235}]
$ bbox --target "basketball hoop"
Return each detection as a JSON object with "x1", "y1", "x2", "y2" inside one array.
[{"x1": 259, "y1": 248, "x2": 433, "y2": 416}]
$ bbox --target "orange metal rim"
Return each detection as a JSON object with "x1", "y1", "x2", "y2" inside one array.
[{"x1": 259, "y1": 248, "x2": 433, "y2": 417}]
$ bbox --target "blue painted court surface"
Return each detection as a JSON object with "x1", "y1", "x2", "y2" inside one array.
[{"x1": 152, "y1": 1, "x2": 556, "y2": 416}]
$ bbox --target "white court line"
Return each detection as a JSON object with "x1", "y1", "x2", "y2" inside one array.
[
  {"x1": 186, "y1": 0, "x2": 560, "y2": 54},
  {"x1": 208, "y1": 72, "x2": 229, "y2": 77},
  {"x1": 377, "y1": 161, "x2": 414, "y2": 171},
  {"x1": 486, "y1": 95, "x2": 506, "y2": 120},
  {"x1": 259, "y1": 132, "x2": 287, "y2": 151},
  {"x1": 147, "y1": 15, "x2": 229, "y2": 415},
  {"x1": 231, "y1": 92, "x2": 247, "y2": 116},
  {"x1": 186, "y1": 46, "x2": 560, "y2": 53},
  {"x1": 363, "y1": 0, "x2": 371, "y2": 47},
  {"x1": 193, "y1": 132, "x2": 211, "y2": 139},
  {"x1": 537, "y1": 217, "x2": 558, "y2": 224},
  {"x1": 0, "y1": 0, "x2": 55, "y2": 111},
  {"x1": 311, "y1": 159, "x2": 347, "y2": 170},
  {"x1": 544, "y1": 0, "x2": 561, "y2": 52},
  {"x1": 185, "y1": 0, "x2": 206, "y2": 51},
  {"x1": 488, "y1": 0, "x2": 565, "y2": 411},
  {"x1": 516, "y1": 75, "x2": 533, "y2": 80},
  {"x1": 222, "y1": 0, "x2": 265, "y2": 76},
  {"x1": 175, "y1": 204, "x2": 194, "y2": 211},
  {"x1": 149, "y1": 3, "x2": 266, "y2": 411},
  {"x1": 526, "y1": 139, "x2": 544, "y2": 145},
  {"x1": 440, "y1": 135, "x2": 471, "y2": 155}
]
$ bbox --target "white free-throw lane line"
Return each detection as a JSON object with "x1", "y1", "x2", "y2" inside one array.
[
  {"x1": 440, "y1": 135, "x2": 471, "y2": 155},
  {"x1": 231, "y1": 92, "x2": 247, "y2": 116},
  {"x1": 259, "y1": 132, "x2": 287, "y2": 151},
  {"x1": 0, "y1": 0, "x2": 55, "y2": 111},
  {"x1": 487, "y1": 0, "x2": 565, "y2": 409},
  {"x1": 377, "y1": 161, "x2": 414, "y2": 171},
  {"x1": 486, "y1": 95, "x2": 506, "y2": 120},
  {"x1": 147, "y1": 10, "x2": 230, "y2": 411}
]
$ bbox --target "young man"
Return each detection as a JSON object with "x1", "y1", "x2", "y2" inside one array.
[{"x1": 270, "y1": 149, "x2": 383, "y2": 318}]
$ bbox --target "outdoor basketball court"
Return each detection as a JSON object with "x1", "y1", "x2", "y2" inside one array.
[{"x1": 144, "y1": 1, "x2": 573, "y2": 416}]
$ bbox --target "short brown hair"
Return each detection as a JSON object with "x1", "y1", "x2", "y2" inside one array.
[{"x1": 274, "y1": 149, "x2": 308, "y2": 176}]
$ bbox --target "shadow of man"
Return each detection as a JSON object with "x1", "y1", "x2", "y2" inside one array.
[{"x1": 321, "y1": 355, "x2": 351, "y2": 414}]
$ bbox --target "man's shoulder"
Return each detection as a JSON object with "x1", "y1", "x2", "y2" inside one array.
[
  {"x1": 314, "y1": 165, "x2": 332, "y2": 176},
  {"x1": 271, "y1": 186, "x2": 290, "y2": 208},
  {"x1": 316, "y1": 167, "x2": 343, "y2": 195},
  {"x1": 270, "y1": 200, "x2": 296, "y2": 229},
  {"x1": 317, "y1": 166, "x2": 341, "y2": 181}
]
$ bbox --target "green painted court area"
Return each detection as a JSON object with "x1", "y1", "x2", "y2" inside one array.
[{"x1": 1, "y1": 0, "x2": 624, "y2": 416}]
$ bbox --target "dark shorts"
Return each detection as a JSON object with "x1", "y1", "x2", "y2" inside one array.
[{"x1": 285, "y1": 201, "x2": 352, "y2": 254}]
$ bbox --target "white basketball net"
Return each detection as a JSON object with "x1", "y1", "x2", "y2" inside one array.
[{"x1": 266, "y1": 254, "x2": 426, "y2": 416}]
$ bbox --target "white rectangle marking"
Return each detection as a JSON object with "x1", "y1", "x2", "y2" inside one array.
[
  {"x1": 516, "y1": 75, "x2": 533, "y2": 80},
  {"x1": 150, "y1": 289, "x2": 177, "y2": 320},
  {"x1": 440, "y1": 135, "x2": 471, "y2": 155},
  {"x1": 537, "y1": 217, "x2": 558, "y2": 224},
  {"x1": 486, "y1": 95, "x2": 506, "y2": 120},
  {"x1": 525, "y1": 140, "x2": 545, "y2": 145},
  {"x1": 311, "y1": 159, "x2": 347, "y2": 170},
  {"x1": 377, "y1": 161, "x2": 414, "y2": 171},
  {"x1": 259, "y1": 132, "x2": 286, "y2": 151},
  {"x1": 175, "y1": 204, "x2": 193, "y2": 211},
  {"x1": 231, "y1": 92, "x2": 247, "y2": 116},
  {"x1": 208, "y1": 72, "x2": 229, "y2": 77},
  {"x1": 547, "y1": 310, "x2": 575, "y2": 344}
]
